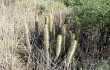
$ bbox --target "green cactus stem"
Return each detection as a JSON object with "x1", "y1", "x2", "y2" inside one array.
[
  {"x1": 66, "y1": 34, "x2": 77, "y2": 67},
  {"x1": 61, "y1": 24, "x2": 66, "y2": 47},
  {"x1": 56, "y1": 35, "x2": 62, "y2": 59},
  {"x1": 59, "y1": 11, "x2": 62, "y2": 27},
  {"x1": 24, "y1": 23, "x2": 31, "y2": 52},
  {"x1": 43, "y1": 24, "x2": 50, "y2": 66},
  {"x1": 49, "y1": 13, "x2": 53, "y2": 32}
]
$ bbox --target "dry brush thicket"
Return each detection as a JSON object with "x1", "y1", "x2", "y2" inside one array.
[{"x1": 0, "y1": 0, "x2": 79, "y2": 70}]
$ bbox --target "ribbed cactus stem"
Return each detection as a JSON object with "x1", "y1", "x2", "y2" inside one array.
[
  {"x1": 56, "y1": 35, "x2": 62, "y2": 59},
  {"x1": 59, "y1": 11, "x2": 62, "y2": 27},
  {"x1": 66, "y1": 34, "x2": 77, "y2": 67},
  {"x1": 61, "y1": 24, "x2": 66, "y2": 47},
  {"x1": 24, "y1": 23, "x2": 31, "y2": 52},
  {"x1": 45, "y1": 16, "x2": 49, "y2": 27},
  {"x1": 49, "y1": 13, "x2": 53, "y2": 32},
  {"x1": 43, "y1": 24, "x2": 49, "y2": 66}
]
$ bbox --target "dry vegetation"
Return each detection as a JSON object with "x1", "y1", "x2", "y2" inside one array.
[{"x1": 0, "y1": 0, "x2": 110, "y2": 70}]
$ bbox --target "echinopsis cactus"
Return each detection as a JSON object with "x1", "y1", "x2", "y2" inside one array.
[
  {"x1": 61, "y1": 24, "x2": 66, "y2": 47},
  {"x1": 59, "y1": 11, "x2": 62, "y2": 27},
  {"x1": 24, "y1": 23, "x2": 31, "y2": 52},
  {"x1": 49, "y1": 12, "x2": 53, "y2": 32},
  {"x1": 56, "y1": 35, "x2": 62, "y2": 59},
  {"x1": 24, "y1": 10, "x2": 79, "y2": 69},
  {"x1": 66, "y1": 34, "x2": 77, "y2": 67},
  {"x1": 43, "y1": 24, "x2": 50, "y2": 66},
  {"x1": 45, "y1": 16, "x2": 49, "y2": 26}
]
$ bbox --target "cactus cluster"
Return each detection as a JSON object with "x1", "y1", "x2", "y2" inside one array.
[{"x1": 24, "y1": 8, "x2": 80, "y2": 68}]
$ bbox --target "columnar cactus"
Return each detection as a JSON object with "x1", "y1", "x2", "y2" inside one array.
[
  {"x1": 33, "y1": 10, "x2": 80, "y2": 69},
  {"x1": 66, "y1": 33, "x2": 77, "y2": 67},
  {"x1": 43, "y1": 24, "x2": 50, "y2": 66},
  {"x1": 45, "y1": 16, "x2": 49, "y2": 27},
  {"x1": 56, "y1": 35, "x2": 62, "y2": 59},
  {"x1": 59, "y1": 11, "x2": 62, "y2": 27},
  {"x1": 49, "y1": 13, "x2": 53, "y2": 32},
  {"x1": 61, "y1": 24, "x2": 66, "y2": 47},
  {"x1": 24, "y1": 23, "x2": 31, "y2": 52}
]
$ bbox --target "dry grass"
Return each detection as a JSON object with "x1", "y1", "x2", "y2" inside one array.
[{"x1": 0, "y1": 0, "x2": 73, "y2": 70}]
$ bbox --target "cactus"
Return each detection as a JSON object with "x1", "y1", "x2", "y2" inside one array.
[
  {"x1": 66, "y1": 33, "x2": 78, "y2": 67},
  {"x1": 49, "y1": 13, "x2": 53, "y2": 32},
  {"x1": 43, "y1": 24, "x2": 50, "y2": 66},
  {"x1": 61, "y1": 24, "x2": 66, "y2": 47},
  {"x1": 56, "y1": 35, "x2": 62, "y2": 59},
  {"x1": 45, "y1": 16, "x2": 49, "y2": 27},
  {"x1": 24, "y1": 23, "x2": 31, "y2": 52},
  {"x1": 59, "y1": 11, "x2": 62, "y2": 27}
]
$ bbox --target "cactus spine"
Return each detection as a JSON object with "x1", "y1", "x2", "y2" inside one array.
[
  {"x1": 56, "y1": 35, "x2": 62, "y2": 59},
  {"x1": 24, "y1": 23, "x2": 31, "y2": 52},
  {"x1": 66, "y1": 34, "x2": 77, "y2": 67},
  {"x1": 43, "y1": 24, "x2": 49, "y2": 66}
]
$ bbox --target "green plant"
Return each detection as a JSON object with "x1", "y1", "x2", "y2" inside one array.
[
  {"x1": 95, "y1": 60, "x2": 109, "y2": 70},
  {"x1": 51, "y1": 0, "x2": 67, "y2": 10},
  {"x1": 70, "y1": 0, "x2": 110, "y2": 59}
]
